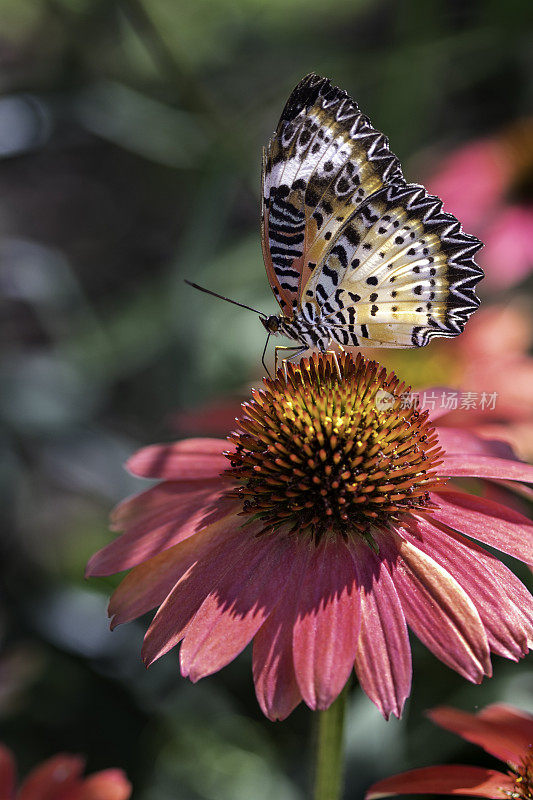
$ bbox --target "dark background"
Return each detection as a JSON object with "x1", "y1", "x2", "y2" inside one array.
[{"x1": 1, "y1": 1, "x2": 532, "y2": 797}]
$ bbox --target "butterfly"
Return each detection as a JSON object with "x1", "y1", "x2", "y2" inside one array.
[{"x1": 259, "y1": 73, "x2": 483, "y2": 363}]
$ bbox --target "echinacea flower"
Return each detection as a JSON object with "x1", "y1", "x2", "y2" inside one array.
[
  {"x1": 0, "y1": 744, "x2": 131, "y2": 800},
  {"x1": 366, "y1": 703, "x2": 533, "y2": 800},
  {"x1": 87, "y1": 353, "x2": 533, "y2": 721}
]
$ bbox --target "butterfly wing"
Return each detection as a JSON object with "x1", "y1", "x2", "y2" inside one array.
[
  {"x1": 261, "y1": 73, "x2": 403, "y2": 316},
  {"x1": 301, "y1": 182, "x2": 483, "y2": 347}
]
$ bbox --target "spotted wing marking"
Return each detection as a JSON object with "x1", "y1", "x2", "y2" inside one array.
[
  {"x1": 303, "y1": 182, "x2": 483, "y2": 347},
  {"x1": 262, "y1": 73, "x2": 403, "y2": 315}
]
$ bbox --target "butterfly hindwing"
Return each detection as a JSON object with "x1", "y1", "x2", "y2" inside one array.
[
  {"x1": 302, "y1": 183, "x2": 483, "y2": 347},
  {"x1": 262, "y1": 73, "x2": 403, "y2": 315}
]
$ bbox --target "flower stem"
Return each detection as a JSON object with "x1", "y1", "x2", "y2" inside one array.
[{"x1": 313, "y1": 683, "x2": 349, "y2": 800}]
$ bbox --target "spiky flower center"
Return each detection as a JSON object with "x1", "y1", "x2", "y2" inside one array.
[
  {"x1": 224, "y1": 353, "x2": 444, "y2": 540},
  {"x1": 511, "y1": 752, "x2": 533, "y2": 800}
]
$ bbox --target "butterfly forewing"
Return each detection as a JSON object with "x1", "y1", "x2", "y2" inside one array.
[
  {"x1": 261, "y1": 73, "x2": 483, "y2": 348},
  {"x1": 262, "y1": 73, "x2": 404, "y2": 316}
]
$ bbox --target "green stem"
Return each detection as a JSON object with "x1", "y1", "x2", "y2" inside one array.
[{"x1": 313, "y1": 683, "x2": 349, "y2": 800}]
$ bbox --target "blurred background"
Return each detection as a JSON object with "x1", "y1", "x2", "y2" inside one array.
[{"x1": 1, "y1": 0, "x2": 532, "y2": 797}]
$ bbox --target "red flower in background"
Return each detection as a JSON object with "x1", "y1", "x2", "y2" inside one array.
[
  {"x1": 428, "y1": 119, "x2": 533, "y2": 288},
  {"x1": 366, "y1": 704, "x2": 533, "y2": 800},
  {"x1": 0, "y1": 744, "x2": 131, "y2": 800},
  {"x1": 87, "y1": 354, "x2": 533, "y2": 721}
]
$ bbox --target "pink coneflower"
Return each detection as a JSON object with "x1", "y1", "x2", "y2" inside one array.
[
  {"x1": 87, "y1": 353, "x2": 533, "y2": 722},
  {"x1": 366, "y1": 703, "x2": 533, "y2": 800},
  {"x1": 0, "y1": 744, "x2": 131, "y2": 800}
]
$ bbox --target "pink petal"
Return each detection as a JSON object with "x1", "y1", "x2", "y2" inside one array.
[
  {"x1": 350, "y1": 539, "x2": 411, "y2": 720},
  {"x1": 87, "y1": 486, "x2": 239, "y2": 576},
  {"x1": 479, "y1": 703, "x2": 533, "y2": 733},
  {"x1": 180, "y1": 534, "x2": 298, "y2": 682},
  {"x1": 429, "y1": 705, "x2": 533, "y2": 767},
  {"x1": 108, "y1": 513, "x2": 242, "y2": 628},
  {"x1": 292, "y1": 538, "x2": 361, "y2": 711},
  {"x1": 436, "y1": 429, "x2": 516, "y2": 459},
  {"x1": 403, "y1": 516, "x2": 529, "y2": 660},
  {"x1": 490, "y1": 479, "x2": 533, "y2": 503},
  {"x1": 448, "y1": 527, "x2": 533, "y2": 648},
  {"x1": 482, "y1": 204, "x2": 533, "y2": 288},
  {"x1": 171, "y1": 398, "x2": 243, "y2": 437},
  {"x1": 252, "y1": 543, "x2": 310, "y2": 721},
  {"x1": 431, "y1": 489, "x2": 533, "y2": 566},
  {"x1": 377, "y1": 530, "x2": 491, "y2": 682},
  {"x1": 110, "y1": 479, "x2": 221, "y2": 529},
  {"x1": 80, "y1": 770, "x2": 132, "y2": 800},
  {"x1": 366, "y1": 765, "x2": 513, "y2": 800},
  {"x1": 141, "y1": 522, "x2": 263, "y2": 666},
  {"x1": 126, "y1": 439, "x2": 229, "y2": 480},
  {"x1": 0, "y1": 745, "x2": 16, "y2": 800},
  {"x1": 440, "y1": 453, "x2": 533, "y2": 483},
  {"x1": 18, "y1": 756, "x2": 85, "y2": 800}
]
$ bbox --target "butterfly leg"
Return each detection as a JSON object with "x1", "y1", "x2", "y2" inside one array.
[
  {"x1": 322, "y1": 342, "x2": 343, "y2": 379},
  {"x1": 261, "y1": 333, "x2": 272, "y2": 378},
  {"x1": 329, "y1": 350, "x2": 342, "y2": 380},
  {"x1": 274, "y1": 346, "x2": 307, "y2": 377}
]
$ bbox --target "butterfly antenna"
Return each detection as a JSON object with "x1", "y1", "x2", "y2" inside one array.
[{"x1": 184, "y1": 280, "x2": 266, "y2": 317}]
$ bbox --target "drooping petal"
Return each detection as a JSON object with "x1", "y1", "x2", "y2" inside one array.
[
  {"x1": 431, "y1": 489, "x2": 533, "y2": 566},
  {"x1": 489, "y1": 479, "x2": 533, "y2": 503},
  {"x1": 350, "y1": 539, "x2": 411, "y2": 720},
  {"x1": 126, "y1": 439, "x2": 230, "y2": 480},
  {"x1": 18, "y1": 755, "x2": 85, "y2": 800},
  {"x1": 429, "y1": 705, "x2": 533, "y2": 767},
  {"x1": 436, "y1": 429, "x2": 516, "y2": 459},
  {"x1": 0, "y1": 745, "x2": 16, "y2": 800},
  {"x1": 110, "y1": 478, "x2": 222, "y2": 530},
  {"x1": 377, "y1": 530, "x2": 491, "y2": 682},
  {"x1": 252, "y1": 542, "x2": 310, "y2": 721},
  {"x1": 180, "y1": 533, "x2": 298, "y2": 683},
  {"x1": 80, "y1": 770, "x2": 132, "y2": 800},
  {"x1": 448, "y1": 527, "x2": 533, "y2": 648},
  {"x1": 478, "y1": 703, "x2": 533, "y2": 737},
  {"x1": 441, "y1": 453, "x2": 533, "y2": 483},
  {"x1": 366, "y1": 766, "x2": 513, "y2": 800},
  {"x1": 87, "y1": 485, "x2": 239, "y2": 576},
  {"x1": 141, "y1": 522, "x2": 263, "y2": 666},
  {"x1": 403, "y1": 516, "x2": 529, "y2": 660},
  {"x1": 108, "y1": 514, "x2": 242, "y2": 628},
  {"x1": 292, "y1": 538, "x2": 361, "y2": 711}
]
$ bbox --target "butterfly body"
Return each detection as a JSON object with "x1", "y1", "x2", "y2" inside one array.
[
  {"x1": 260, "y1": 74, "x2": 483, "y2": 354},
  {"x1": 263, "y1": 307, "x2": 369, "y2": 352}
]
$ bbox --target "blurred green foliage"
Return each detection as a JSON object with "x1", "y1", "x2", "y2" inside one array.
[{"x1": 1, "y1": 0, "x2": 532, "y2": 797}]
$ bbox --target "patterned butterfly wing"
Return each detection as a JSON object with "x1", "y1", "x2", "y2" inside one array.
[
  {"x1": 262, "y1": 73, "x2": 404, "y2": 316},
  {"x1": 302, "y1": 182, "x2": 483, "y2": 348}
]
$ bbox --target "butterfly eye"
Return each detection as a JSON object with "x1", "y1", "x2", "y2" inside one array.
[{"x1": 264, "y1": 315, "x2": 280, "y2": 333}]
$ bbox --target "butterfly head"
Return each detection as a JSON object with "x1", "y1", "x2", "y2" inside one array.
[{"x1": 261, "y1": 314, "x2": 281, "y2": 334}]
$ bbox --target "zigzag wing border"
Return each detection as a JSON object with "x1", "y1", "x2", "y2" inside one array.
[{"x1": 384, "y1": 182, "x2": 483, "y2": 345}]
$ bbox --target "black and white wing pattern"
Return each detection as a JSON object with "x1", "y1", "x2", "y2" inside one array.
[{"x1": 261, "y1": 73, "x2": 483, "y2": 349}]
